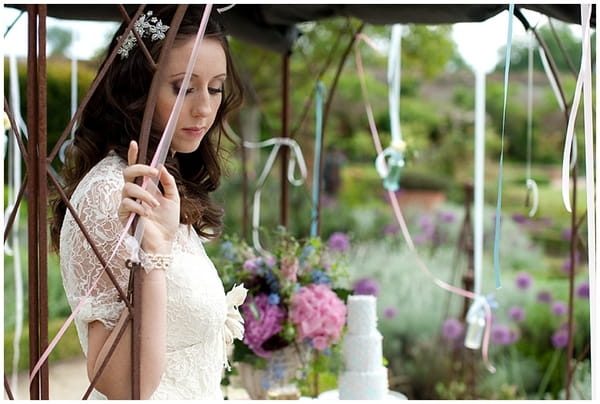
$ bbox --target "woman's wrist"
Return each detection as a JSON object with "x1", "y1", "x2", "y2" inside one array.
[
  {"x1": 141, "y1": 253, "x2": 173, "y2": 273},
  {"x1": 141, "y1": 238, "x2": 173, "y2": 255}
]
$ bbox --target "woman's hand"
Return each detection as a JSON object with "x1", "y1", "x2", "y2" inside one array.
[{"x1": 118, "y1": 140, "x2": 180, "y2": 253}]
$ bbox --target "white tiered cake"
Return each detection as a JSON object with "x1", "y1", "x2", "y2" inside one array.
[{"x1": 338, "y1": 295, "x2": 389, "y2": 400}]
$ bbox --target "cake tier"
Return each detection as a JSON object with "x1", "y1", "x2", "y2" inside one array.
[
  {"x1": 346, "y1": 295, "x2": 377, "y2": 335},
  {"x1": 342, "y1": 331, "x2": 383, "y2": 371},
  {"x1": 338, "y1": 366, "x2": 388, "y2": 400}
]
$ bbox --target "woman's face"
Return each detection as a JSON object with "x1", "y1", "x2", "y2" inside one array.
[{"x1": 154, "y1": 36, "x2": 226, "y2": 154}]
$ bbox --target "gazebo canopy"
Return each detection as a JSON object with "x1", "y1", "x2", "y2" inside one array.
[{"x1": 5, "y1": 3, "x2": 596, "y2": 54}]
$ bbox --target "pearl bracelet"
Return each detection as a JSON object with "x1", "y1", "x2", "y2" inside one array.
[{"x1": 141, "y1": 253, "x2": 173, "y2": 273}]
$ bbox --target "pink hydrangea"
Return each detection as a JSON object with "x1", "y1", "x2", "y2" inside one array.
[
  {"x1": 289, "y1": 284, "x2": 346, "y2": 350},
  {"x1": 242, "y1": 294, "x2": 286, "y2": 358}
]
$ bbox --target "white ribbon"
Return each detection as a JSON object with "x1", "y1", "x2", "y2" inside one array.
[{"x1": 224, "y1": 122, "x2": 308, "y2": 253}]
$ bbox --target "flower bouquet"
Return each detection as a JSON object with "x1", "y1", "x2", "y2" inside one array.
[{"x1": 215, "y1": 228, "x2": 352, "y2": 398}]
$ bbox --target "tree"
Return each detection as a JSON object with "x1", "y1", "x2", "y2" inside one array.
[
  {"x1": 47, "y1": 26, "x2": 73, "y2": 58},
  {"x1": 493, "y1": 22, "x2": 593, "y2": 74}
]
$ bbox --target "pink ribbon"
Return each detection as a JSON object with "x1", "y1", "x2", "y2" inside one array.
[
  {"x1": 28, "y1": 4, "x2": 214, "y2": 388},
  {"x1": 355, "y1": 33, "x2": 495, "y2": 373}
]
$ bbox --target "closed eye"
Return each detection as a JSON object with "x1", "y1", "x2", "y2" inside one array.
[
  {"x1": 209, "y1": 86, "x2": 223, "y2": 95},
  {"x1": 172, "y1": 85, "x2": 195, "y2": 95}
]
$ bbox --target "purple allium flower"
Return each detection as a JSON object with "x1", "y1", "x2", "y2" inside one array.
[
  {"x1": 561, "y1": 228, "x2": 573, "y2": 241},
  {"x1": 536, "y1": 290, "x2": 553, "y2": 304},
  {"x1": 413, "y1": 233, "x2": 429, "y2": 245},
  {"x1": 491, "y1": 324, "x2": 512, "y2": 345},
  {"x1": 560, "y1": 251, "x2": 581, "y2": 273},
  {"x1": 383, "y1": 307, "x2": 397, "y2": 319},
  {"x1": 442, "y1": 317, "x2": 464, "y2": 340},
  {"x1": 508, "y1": 306, "x2": 525, "y2": 323},
  {"x1": 419, "y1": 215, "x2": 434, "y2": 231},
  {"x1": 551, "y1": 301, "x2": 567, "y2": 316},
  {"x1": 511, "y1": 213, "x2": 527, "y2": 224},
  {"x1": 551, "y1": 329, "x2": 569, "y2": 349},
  {"x1": 383, "y1": 224, "x2": 400, "y2": 236},
  {"x1": 576, "y1": 282, "x2": 589, "y2": 299},
  {"x1": 439, "y1": 211, "x2": 456, "y2": 223},
  {"x1": 327, "y1": 232, "x2": 350, "y2": 252},
  {"x1": 353, "y1": 277, "x2": 379, "y2": 296},
  {"x1": 515, "y1": 272, "x2": 533, "y2": 290},
  {"x1": 321, "y1": 195, "x2": 335, "y2": 208}
]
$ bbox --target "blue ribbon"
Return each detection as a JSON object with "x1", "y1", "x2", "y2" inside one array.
[
  {"x1": 310, "y1": 82, "x2": 326, "y2": 238},
  {"x1": 492, "y1": 4, "x2": 515, "y2": 289}
]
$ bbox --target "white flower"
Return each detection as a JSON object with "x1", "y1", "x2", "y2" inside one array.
[
  {"x1": 223, "y1": 283, "x2": 248, "y2": 344},
  {"x1": 3, "y1": 111, "x2": 11, "y2": 132}
]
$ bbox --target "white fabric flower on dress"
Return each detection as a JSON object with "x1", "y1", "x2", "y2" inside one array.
[{"x1": 222, "y1": 283, "x2": 248, "y2": 369}]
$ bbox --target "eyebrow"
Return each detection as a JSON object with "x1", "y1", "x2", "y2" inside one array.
[{"x1": 169, "y1": 72, "x2": 227, "y2": 79}]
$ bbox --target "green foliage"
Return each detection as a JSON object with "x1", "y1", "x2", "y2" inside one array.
[
  {"x1": 47, "y1": 26, "x2": 73, "y2": 57},
  {"x1": 494, "y1": 23, "x2": 594, "y2": 73},
  {"x1": 3, "y1": 58, "x2": 96, "y2": 169},
  {"x1": 336, "y1": 194, "x2": 588, "y2": 399},
  {"x1": 4, "y1": 318, "x2": 82, "y2": 374},
  {"x1": 402, "y1": 24, "x2": 456, "y2": 79}
]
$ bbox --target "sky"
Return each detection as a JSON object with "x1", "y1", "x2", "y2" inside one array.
[{"x1": 1, "y1": 5, "x2": 582, "y2": 73}]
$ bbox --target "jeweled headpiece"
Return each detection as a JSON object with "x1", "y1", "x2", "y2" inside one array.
[{"x1": 117, "y1": 11, "x2": 170, "y2": 59}]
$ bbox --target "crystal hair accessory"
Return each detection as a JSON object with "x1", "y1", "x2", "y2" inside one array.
[{"x1": 117, "y1": 10, "x2": 170, "y2": 59}]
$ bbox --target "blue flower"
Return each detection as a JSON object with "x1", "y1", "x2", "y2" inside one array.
[
  {"x1": 268, "y1": 293, "x2": 281, "y2": 305},
  {"x1": 311, "y1": 269, "x2": 331, "y2": 285},
  {"x1": 220, "y1": 241, "x2": 236, "y2": 260},
  {"x1": 265, "y1": 271, "x2": 280, "y2": 293}
]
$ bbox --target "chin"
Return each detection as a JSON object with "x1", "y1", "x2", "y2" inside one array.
[{"x1": 172, "y1": 144, "x2": 202, "y2": 154}]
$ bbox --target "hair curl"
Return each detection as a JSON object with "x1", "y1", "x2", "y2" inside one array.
[{"x1": 50, "y1": 5, "x2": 243, "y2": 252}]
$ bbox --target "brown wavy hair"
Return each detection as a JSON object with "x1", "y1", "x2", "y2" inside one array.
[{"x1": 50, "y1": 5, "x2": 243, "y2": 251}]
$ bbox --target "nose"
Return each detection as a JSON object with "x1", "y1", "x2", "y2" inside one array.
[{"x1": 190, "y1": 89, "x2": 213, "y2": 117}]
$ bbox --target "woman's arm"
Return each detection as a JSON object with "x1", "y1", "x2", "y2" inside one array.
[
  {"x1": 84, "y1": 141, "x2": 180, "y2": 399},
  {"x1": 86, "y1": 268, "x2": 167, "y2": 399}
]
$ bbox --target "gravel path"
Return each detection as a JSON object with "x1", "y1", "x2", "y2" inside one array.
[{"x1": 4, "y1": 355, "x2": 250, "y2": 400}]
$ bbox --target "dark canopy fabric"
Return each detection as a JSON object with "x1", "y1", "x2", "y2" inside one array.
[{"x1": 6, "y1": 4, "x2": 595, "y2": 54}]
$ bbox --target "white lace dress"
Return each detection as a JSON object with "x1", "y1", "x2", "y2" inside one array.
[{"x1": 59, "y1": 152, "x2": 245, "y2": 400}]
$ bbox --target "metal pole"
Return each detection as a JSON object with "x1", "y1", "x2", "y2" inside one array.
[
  {"x1": 280, "y1": 53, "x2": 290, "y2": 227},
  {"x1": 26, "y1": 5, "x2": 41, "y2": 399}
]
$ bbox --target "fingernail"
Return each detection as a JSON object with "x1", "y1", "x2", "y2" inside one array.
[{"x1": 152, "y1": 198, "x2": 160, "y2": 207}]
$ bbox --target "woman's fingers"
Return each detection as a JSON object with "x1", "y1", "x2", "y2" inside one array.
[
  {"x1": 157, "y1": 165, "x2": 179, "y2": 202},
  {"x1": 128, "y1": 140, "x2": 138, "y2": 166},
  {"x1": 122, "y1": 182, "x2": 160, "y2": 209}
]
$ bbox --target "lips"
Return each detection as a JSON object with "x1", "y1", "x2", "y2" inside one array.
[{"x1": 182, "y1": 127, "x2": 205, "y2": 137}]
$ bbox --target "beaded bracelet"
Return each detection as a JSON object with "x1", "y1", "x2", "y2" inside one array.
[{"x1": 141, "y1": 253, "x2": 173, "y2": 273}]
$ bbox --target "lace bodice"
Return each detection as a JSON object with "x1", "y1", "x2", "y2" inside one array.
[{"x1": 59, "y1": 153, "x2": 245, "y2": 399}]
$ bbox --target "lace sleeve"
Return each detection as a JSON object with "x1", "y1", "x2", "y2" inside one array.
[{"x1": 60, "y1": 157, "x2": 138, "y2": 332}]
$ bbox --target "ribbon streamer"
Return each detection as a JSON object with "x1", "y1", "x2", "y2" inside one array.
[
  {"x1": 310, "y1": 81, "x2": 326, "y2": 237},
  {"x1": 560, "y1": 5, "x2": 592, "y2": 214},
  {"x1": 525, "y1": 30, "x2": 538, "y2": 217},
  {"x1": 6, "y1": 47, "x2": 25, "y2": 398},
  {"x1": 491, "y1": 3, "x2": 515, "y2": 290},
  {"x1": 29, "y1": 4, "x2": 214, "y2": 387},
  {"x1": 355, "y1": 31, "x2": 495, "y2": 373},
  {"x1": 245, "y1": 137, "x2": 307, "y2": 253}
]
